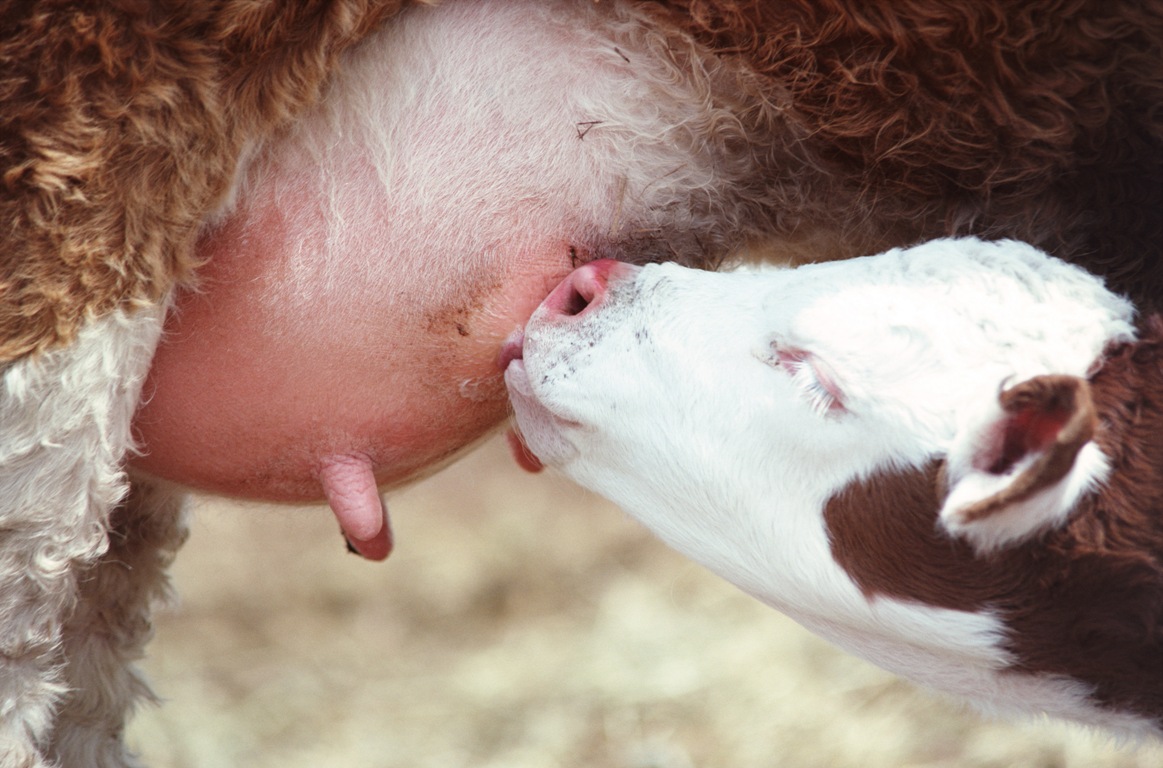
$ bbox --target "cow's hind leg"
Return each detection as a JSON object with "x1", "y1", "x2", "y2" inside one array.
[
  {"x1": 49, "y1": 479, "x2": 187, "y2": 768},
  {"x1": 0, "y1": 306, "x2": 165, "y2": 767}
]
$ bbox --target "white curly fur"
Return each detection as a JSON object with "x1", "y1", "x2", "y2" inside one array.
[{"x1": 0, "y1": 303, "x2": 166, "y2": 766}]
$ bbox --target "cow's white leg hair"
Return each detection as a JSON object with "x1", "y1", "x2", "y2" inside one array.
[
  {"x1": 49, "y1": 478, "x2": 188, "y2": 768},
  {"x1": 0, "y1": 304, "x2": 166, "y2": 767}
]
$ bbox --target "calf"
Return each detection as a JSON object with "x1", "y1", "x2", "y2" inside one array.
[{"x1": 506, "y1": 238, "x2": 1163, "y2": 736}]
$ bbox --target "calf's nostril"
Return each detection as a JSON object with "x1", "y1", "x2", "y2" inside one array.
[
  {"x1": 561, "y1": 281, "x2": 594, "y2": 317},
  {"x1": 563, "y1": 262, "x2": 610, "y2": 316},
  {"x1": 545, "y1": 259, "x2": 617, "y2": 318}
]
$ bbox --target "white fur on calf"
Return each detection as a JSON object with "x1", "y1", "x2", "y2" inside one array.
[{"x1": 507, "y1": 238, "x2": 1162, "y2": 736}]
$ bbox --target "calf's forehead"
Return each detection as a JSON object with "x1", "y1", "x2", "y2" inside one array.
[{"x1": 765, "y1": 244, "x2": 1129, "y2": 367}]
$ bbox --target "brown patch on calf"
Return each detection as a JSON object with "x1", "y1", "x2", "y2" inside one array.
[
  {"x1": 1, "y1": 0, "x2": 417, "y2": 362},
  {"x1": 824, "y1": 315, "x2": 1163, "y2": 725}
]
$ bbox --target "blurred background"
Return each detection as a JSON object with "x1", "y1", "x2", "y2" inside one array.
[{"x1": 129, "y1": 434, "x2": 1163, "y2": 768}]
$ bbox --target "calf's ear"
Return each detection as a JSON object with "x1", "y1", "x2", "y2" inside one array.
[{"x1": 938, "y1": 374, "x2": 1108, "y2": 554}]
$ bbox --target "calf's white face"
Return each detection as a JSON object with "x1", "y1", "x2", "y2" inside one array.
[{"x1": 506, "y1": 238, "x2": 1154, "y2": 732}]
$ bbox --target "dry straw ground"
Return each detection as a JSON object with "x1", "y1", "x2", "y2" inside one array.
[{"x1": 129, "y1": 435, "x2": 1163, "y2": 767}]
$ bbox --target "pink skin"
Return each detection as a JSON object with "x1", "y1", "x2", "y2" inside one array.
[{"x1": 130, "y1": 161, "x2": 578, "y2": 560}]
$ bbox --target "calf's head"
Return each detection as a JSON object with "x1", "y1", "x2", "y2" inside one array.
[{"x1": 506, "y1": 238, "x2": 1159, "y2": 731}]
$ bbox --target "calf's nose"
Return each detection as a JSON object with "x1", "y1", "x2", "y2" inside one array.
[{"x1": 541, "y1": 259, "x2": 635, "y2": 319}]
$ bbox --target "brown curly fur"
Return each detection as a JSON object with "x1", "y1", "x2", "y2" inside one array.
[
  {"x1": 3, "y1": 1, "x2": 1161, "y2": 363},
  {"x1": 0, "y1": 0, "x2": 414, "y2": 363},
  {"x1": 656, "y1": 0, "x2": 1163, "y2": 306}
]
